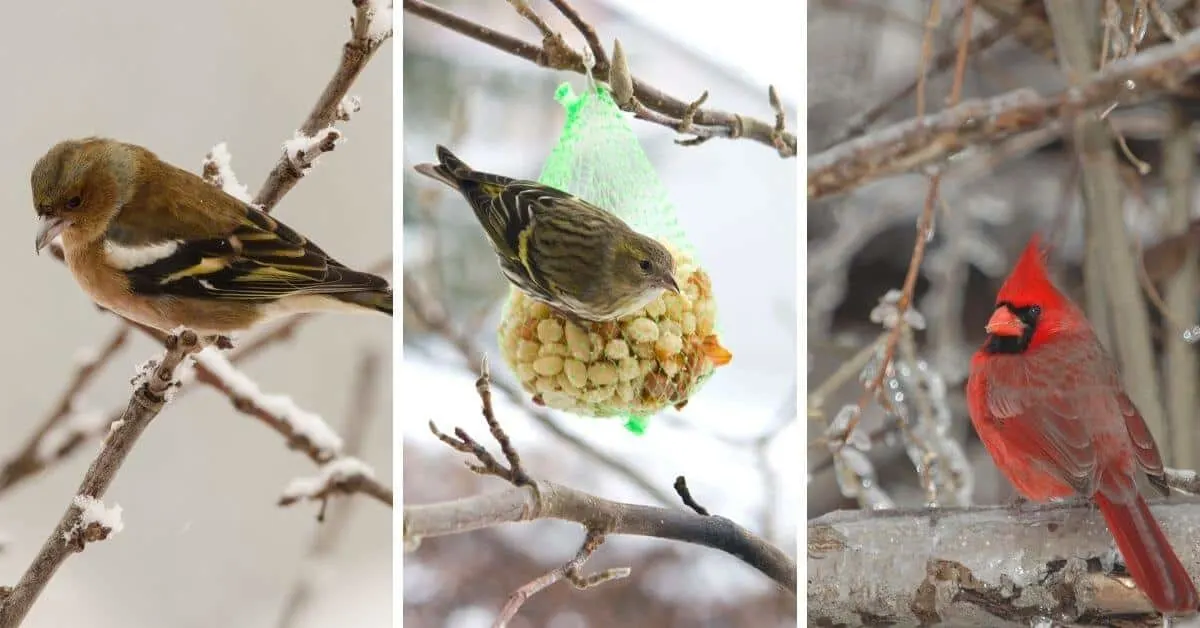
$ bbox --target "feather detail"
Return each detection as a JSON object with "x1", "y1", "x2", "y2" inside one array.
[{"x1": 103, "y1": 240, "x2": 181, "y2": 270}]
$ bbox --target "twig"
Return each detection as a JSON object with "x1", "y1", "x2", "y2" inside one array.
[
  {"x1": 494, "y1": 529, "x2": 627, "y2": 628},
  {"x1": 253, "y1": 0, "x2": 393, "y2": 210},
  {"x1": 673, "y1": 476, "x2": 709, "y2": 516},
  {"x1": 0, "y1": 331, "x2": 204, "y2": 628},
  {"x1": 275, "y1": 351, "x2": 383, "y2": 628},
  {"x1": 402, "y1": 272, "x2": 675, "y2": 506},
  {"x1": 0, "y1": 326, "x2": 130, "y2": 496},
  {"x1": 808, "y1": 27, "x2": 1200, "y2": 200},
  {"x1": 402, "y1": 0, "x2": 795, "y2": 157}
]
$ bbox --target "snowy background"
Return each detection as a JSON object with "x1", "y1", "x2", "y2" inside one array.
[
  {"x1": 402, "y1": 0, "x2": 799, "y2": 626},
  {"x1": 0, "y1": 2, "x2": 392, "y2": 627}
]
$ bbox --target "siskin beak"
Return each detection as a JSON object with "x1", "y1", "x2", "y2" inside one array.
[
  {"x1": 984, "y1": 306, "x2": 1024, "y2": 337},
  {"x1": 35, "y1": 215, "x2": 69, "y2": 255},
  {"x1": 663, "y1": 274, "x2": 680, "y2": 294}
]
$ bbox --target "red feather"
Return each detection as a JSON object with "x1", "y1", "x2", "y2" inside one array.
[{"x1": 967, "y1": 233, "x2": 1198, "y2": 614}]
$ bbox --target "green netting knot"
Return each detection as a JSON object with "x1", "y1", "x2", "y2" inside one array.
[{"x1": 497, "y1": 81, "x2": 731, "y2": 435}]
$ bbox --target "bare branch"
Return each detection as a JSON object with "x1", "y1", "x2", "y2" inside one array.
[
  {"x1": 495, "y1": 529, "x2": 628, "y2": 627},
  {"x1": 404, "y1": 368, "x2": 797, "y2": 606},
  {"x1": 402, "y1": 0, "x2": 795, "y2": 157}
]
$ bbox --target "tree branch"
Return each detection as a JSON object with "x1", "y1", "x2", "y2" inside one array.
[
  {"x1": 253, "y1": 0, "x2": 393, "y2": 210},
  {"x1": 402, "y1": 364, "x2": 797, "y2": 622},
  {"x1": 402, "y1": 0, "x2": 795, "y2": 157},
  {"x1": 808, "y1": 27, "x2": 1200, "y2": 200},
  {"x1": 0, "y1": 331, "x2": 204, "y2": 628},
  {"x1": 808, "y1": 498, "x2": 1200, "y2": 626}
]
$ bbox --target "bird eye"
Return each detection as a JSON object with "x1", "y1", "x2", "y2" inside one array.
[
  {"x1": 638, "y1": 259, "x2": 652, "y2": 272},
  {"x1": 1028, "y1": 305, "x2": 1042, "y2": 317},
  {"x1": 65, "y1": 196, "x2": 82, "y2": 209}
]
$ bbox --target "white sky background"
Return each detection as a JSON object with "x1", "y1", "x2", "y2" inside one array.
[{"x1": 604, "y1": 0, "x2": 802, "y2": 102}]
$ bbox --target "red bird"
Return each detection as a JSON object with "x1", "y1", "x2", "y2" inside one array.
[{"x1": 967, "y1": 233, "x2": 1198, "y2": 614}]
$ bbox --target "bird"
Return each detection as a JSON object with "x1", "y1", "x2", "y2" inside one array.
[
  {"x1": 966, "y1": 233, "x2": 1198, "y2": 615},
  {"x1": 30, "y1": 137, "x2": 392, "y2": 336},
  {"x1": 412, "y1": 145, "x2": 679, "y2": 326}
]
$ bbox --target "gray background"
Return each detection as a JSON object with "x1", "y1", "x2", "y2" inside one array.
[{"x1": 0, "y1": 2, "x2": 392, "y2": 627}]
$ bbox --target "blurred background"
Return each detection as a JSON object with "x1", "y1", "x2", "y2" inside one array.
[
  {"x1": 809, "y1": 0, "x2": 1200, "y2": 529},
  {"x1": 402, "y1": 0, "x2": 798, "y2": 626},
  {"x1": 0, "y1": 2, "x2": 392, "y2": 627}
]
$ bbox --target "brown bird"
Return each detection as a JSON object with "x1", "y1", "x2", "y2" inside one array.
[{"x1": 30, "y1": 137, "x2": 392, "y2": 335}]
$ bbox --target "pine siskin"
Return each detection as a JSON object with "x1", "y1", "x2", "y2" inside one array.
[{"x1": 413, "y1": 145, "x2": 680, "y2": 324}]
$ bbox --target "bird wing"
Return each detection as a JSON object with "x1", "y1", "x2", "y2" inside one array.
[
  {"x1": 108, "y1": 199, "x2": 386, "y2": 302},
  {"x1": 975, "y1": 330, "x2": 1120, "y2": 496}
]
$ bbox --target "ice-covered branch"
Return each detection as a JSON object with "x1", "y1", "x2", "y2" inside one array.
[
  {"x1": 0, "y1": 331, "x2": 204, "y2": 628},
  {"x1": 808, "y1": 499, "x2": 1200, "y2": 627},
  {"x1": 253, "y1": 0, "x2": 392, "y2": 210},
  {"x1": 808, "y1": 27, "x2": 1200, "y2": 200},
  {"x1": 402, "y1": 363, "x2": 795, "y2": 626},
  {"x1": 402, "y1": 0, "x2": 795, "y2": 156}
]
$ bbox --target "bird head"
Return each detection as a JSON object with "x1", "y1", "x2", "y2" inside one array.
[
  {"x1": 984, "y1": 233, "x2": 1075, "y2": 354},
  {"x1": 614, "y1": 233, "x2": 680, "y2": 299},
  {"x1": 31, "y1": 137, "x2": 140, "y2": 254}
]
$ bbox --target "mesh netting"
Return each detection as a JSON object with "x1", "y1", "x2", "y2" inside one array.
[{"x1": 498, "y1": 82, "x2": 730, "y2": 434}]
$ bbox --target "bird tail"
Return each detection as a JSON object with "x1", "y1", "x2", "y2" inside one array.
[
  {"x1": 1095, "y1": 490, "x2": 1199, "y2": 613},
  {"x1": 413, "y1": 145, "x2": 474, "y2": 190},
  {"x1": 335, "y1": 289, "x2": 393, "y2": 316}
]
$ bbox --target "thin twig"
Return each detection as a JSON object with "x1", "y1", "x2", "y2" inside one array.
[
  {"x1": 673, "y1": 476, "x2": 710, "y2": 516},
  {"x1": 0, "y1": 331, "x2": 204, "y2": 628},
  {"x1": 494, "y1": 529, "x2": 627, "y2": 628},
  {"x1": 402, "y1": 0, "x2": 795, "y2": 156}
]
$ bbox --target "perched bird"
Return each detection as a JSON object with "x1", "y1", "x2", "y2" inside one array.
[
  {"x1": 31, "y1": 137, "x2": 392, "y2": 335},
  {"x1": 413, "y1": 145, "x2": 679, "y2": 325},
  {"x1": 967, "y1": 234, "x2": 1198, "y2": 615}
]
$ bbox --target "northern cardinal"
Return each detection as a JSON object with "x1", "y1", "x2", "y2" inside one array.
[{"x1": 966, "y1": 233, "x2": 1199, "y2": 614}]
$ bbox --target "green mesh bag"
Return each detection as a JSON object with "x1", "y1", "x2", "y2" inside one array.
[{"x1": 497, "y1": 82, "x2": 731, "y2": 434}]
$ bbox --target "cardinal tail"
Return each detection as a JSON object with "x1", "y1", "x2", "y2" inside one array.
[{"x1": 1095, "y1": 491, "x2": 1199, "y2": 614}]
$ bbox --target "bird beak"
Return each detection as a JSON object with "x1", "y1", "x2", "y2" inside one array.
[
  {"x1": 663, "y1": 274, "x2": 680, "y2": 294},
  {"x1": 35, "y1": 215, "x2": 69, "y2": 255},
  {"x1": 985, "y1": 306, "x2": 1025, "y2": 337}
]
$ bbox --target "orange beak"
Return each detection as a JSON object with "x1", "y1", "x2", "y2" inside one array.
[{"x1": 985, "y1": 307, "x2": 1025, "y2": 337}]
